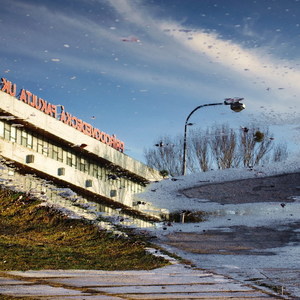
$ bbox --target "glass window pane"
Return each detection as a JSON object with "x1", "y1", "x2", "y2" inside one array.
[
  {"x1": 27, "y1": 133, "x2": 33, "y2": 148},
  {"x1": 0, "y1": 122, "x2": 4, "y2": 137},
  {"x1": 10, "y1": 127, "x2": 16, "y2": 142}
]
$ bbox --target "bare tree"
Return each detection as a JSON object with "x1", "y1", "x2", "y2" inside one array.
[
  {"x1": 209, "y1": 124, "x2": 238, "y2": 169},
  {"x1": 272, "y1": 143, "x2": 288, "y2": 162},
  {"x1": 239, "y1": 127, "x2": 256, "y2": 167},
  {"x1": 189, "y1": 128, "x2": 211, "y2": 172},
  {"x1": 238, "y1": 126, "x2": 274, "y2": 167},
  {"x1": 144, "y1": 123, "x2": 288, "y2": 175},
  {"x1": 144, "y1": 135, "x2": 182, "y2": 176}
]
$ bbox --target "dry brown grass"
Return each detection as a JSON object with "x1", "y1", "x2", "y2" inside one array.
[{"x1": 0, "y1": 189, "x2": 169, "y2": 271}]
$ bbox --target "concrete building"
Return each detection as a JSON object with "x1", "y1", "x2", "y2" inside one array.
[{"x1": 0, "y1": 77, "x2": 164, "y2": 219}]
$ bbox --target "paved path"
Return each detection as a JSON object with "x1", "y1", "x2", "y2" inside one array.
[
  {"x1": 154, "y1": 172, "x2": 300, "y2": 299},
  {"x1": 0, "y1": 261, "x2": 283, "y2": 299}
]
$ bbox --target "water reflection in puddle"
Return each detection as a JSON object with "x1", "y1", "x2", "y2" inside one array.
[
  {"x1": 2, "y1": 159, "x2": 299, "y2": 235},
  {"x1": 0, "y1": 161, "x2": 161, "y2": 233},
  {"x1": 208, "y1": 199, "x2": 300, "y2": 219}
]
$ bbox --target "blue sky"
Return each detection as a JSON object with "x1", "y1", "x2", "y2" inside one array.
[{"x1": 1, "y1": 0, "x2": 300, "y2": 162}]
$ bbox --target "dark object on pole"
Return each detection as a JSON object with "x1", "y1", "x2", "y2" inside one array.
[{"x1": 254, "y1": 130, "x2": 265, "y2": 142}]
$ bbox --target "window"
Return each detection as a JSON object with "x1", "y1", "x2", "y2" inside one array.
[
  {"x1": 66, "y1": 152, "x2": 76, "y2": 167},
  {"x1": 27, "y1": 133, "x2": 33, "y2": 148},
  {"x1": 0, "y1": 121, "x2": 4, "y2": 137},
  {"x1": 21, "y1": 131, "x2": 27, "y2": 146},
  {"x1": 37, "y1": 139, "x2": 44, "y2": 154},
  {"x1": 89, "y1": 163, "x2": 98, "y2": 177},
  {"x1": 66, "y1": 154, "x2": 72, "y2": 166},
  {"x1": 4, "y1": 123, "x2": 10, "y2": 140},
  {"x1": 10, "y1": 126, "x2": 16, "y2": 142},
  {"x1": 16, "y1": 128, "x2": 21, "y2": 144},
  {"x1": 32, "y1": 136, "x2": 38, "y2": 151},
  {"x1": 51, "y1": 145, "x2": 59, "y2": 160},
  {"x1": 42, "y1": 141, "x2": 49, "y2": 156},
  {"x1": 57, "y1": 147, "x2": 63, "y2": 162},
  {"x1": 79, "y1": 157, "x2": 88, "y2": 172}
]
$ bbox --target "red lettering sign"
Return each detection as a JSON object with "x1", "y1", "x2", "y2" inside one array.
[
  {"x1": 50, "y1": 104, "x2": 57, "y2": 118},
  {"x1": 19, "y1": 89, "x2": 27, "y2": 103},
  {"x1": 39, "y1": 99, "x2": 48, "y2": 113},
  {"x1": 1, "y1": 78, "x2": 16, "y2": 96},
  {"x1": 25, "y1": 90, "x2": 32, "y2": 104},
  {"x1": 35, "y1": 97, "x2": 42, "y2": 110},
  {"x1": 76, "y1": 118, "x2": 83, "y2": 132},
  {"x1": 71, "y1": 116, "x2": 77, "y2": 128},
  {"x1": 93, "y1": 128, "x2": 101, "y2": 140},
  {"x1": 83, "y1": 122, "x2": 92, "y2": 136},
  {"x1": 1, "y1": 77, "x2": 125, "y2": 152},
  {"x1": 31, "y1": 95, "x2": 37, "y2": 108}
]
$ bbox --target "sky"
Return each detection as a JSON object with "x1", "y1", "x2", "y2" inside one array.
[{"x1": 1, "y1": 0, "x2": 300, "y2": 163}]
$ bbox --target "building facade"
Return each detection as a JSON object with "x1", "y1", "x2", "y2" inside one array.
[{"x1": 0, "y1": 77, "x2": 163, "y2": 219}]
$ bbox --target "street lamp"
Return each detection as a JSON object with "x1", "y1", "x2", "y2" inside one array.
[{"x1": 182, "y1": 97, "x2": 245, "y2": 176}]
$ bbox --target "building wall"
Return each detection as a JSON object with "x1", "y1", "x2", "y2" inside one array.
[
  {"x1": 0, "y1": 90, "x2": 162, "y2": 213},
  {"x1": 0, "y1": 91, "x2": 161, "y2": 180}
]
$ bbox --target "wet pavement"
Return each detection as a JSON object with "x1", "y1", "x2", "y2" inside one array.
[
  {"x1": 0, "y1": 261, "x2": 283, "y2": 299},
  {"x1": 181, "y1": 172, "x2": 300, "y2": 205},
  {"x1": 154, "y1": 173, "x2": 300, "y2": 299}
]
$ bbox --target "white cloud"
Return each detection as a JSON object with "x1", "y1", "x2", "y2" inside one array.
[
  {"x1": 2, "y1": 0, "x2": 300, "y2": 124},
  {"x1": 159, "y1": 22, "x2": 300, "y2": 115}
]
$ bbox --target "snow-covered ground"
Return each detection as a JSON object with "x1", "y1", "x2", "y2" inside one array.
[{"x1": 140, "y1": 152, "x2": 300, "y2": 213}]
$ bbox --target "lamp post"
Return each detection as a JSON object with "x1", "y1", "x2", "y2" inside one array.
[{"x1": 181, "y1": 98, "x2": 245, "y2": 176}]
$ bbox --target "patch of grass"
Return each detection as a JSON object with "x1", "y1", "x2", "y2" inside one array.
[{"x1": 0, "y1": 189, "x2": 169, "y2": 271}]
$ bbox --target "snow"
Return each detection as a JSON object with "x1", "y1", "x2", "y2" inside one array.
[{"x1": 139, "y1": 152, "x2": 300, "y2": 213}]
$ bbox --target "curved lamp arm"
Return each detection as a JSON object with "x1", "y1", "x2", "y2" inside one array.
[
  {"x1": 182, "y1": 102, "x2": 223, "y2": 176},
  {"x1": 182, "y1": 99, "x2": 245, "y2": 176}
]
